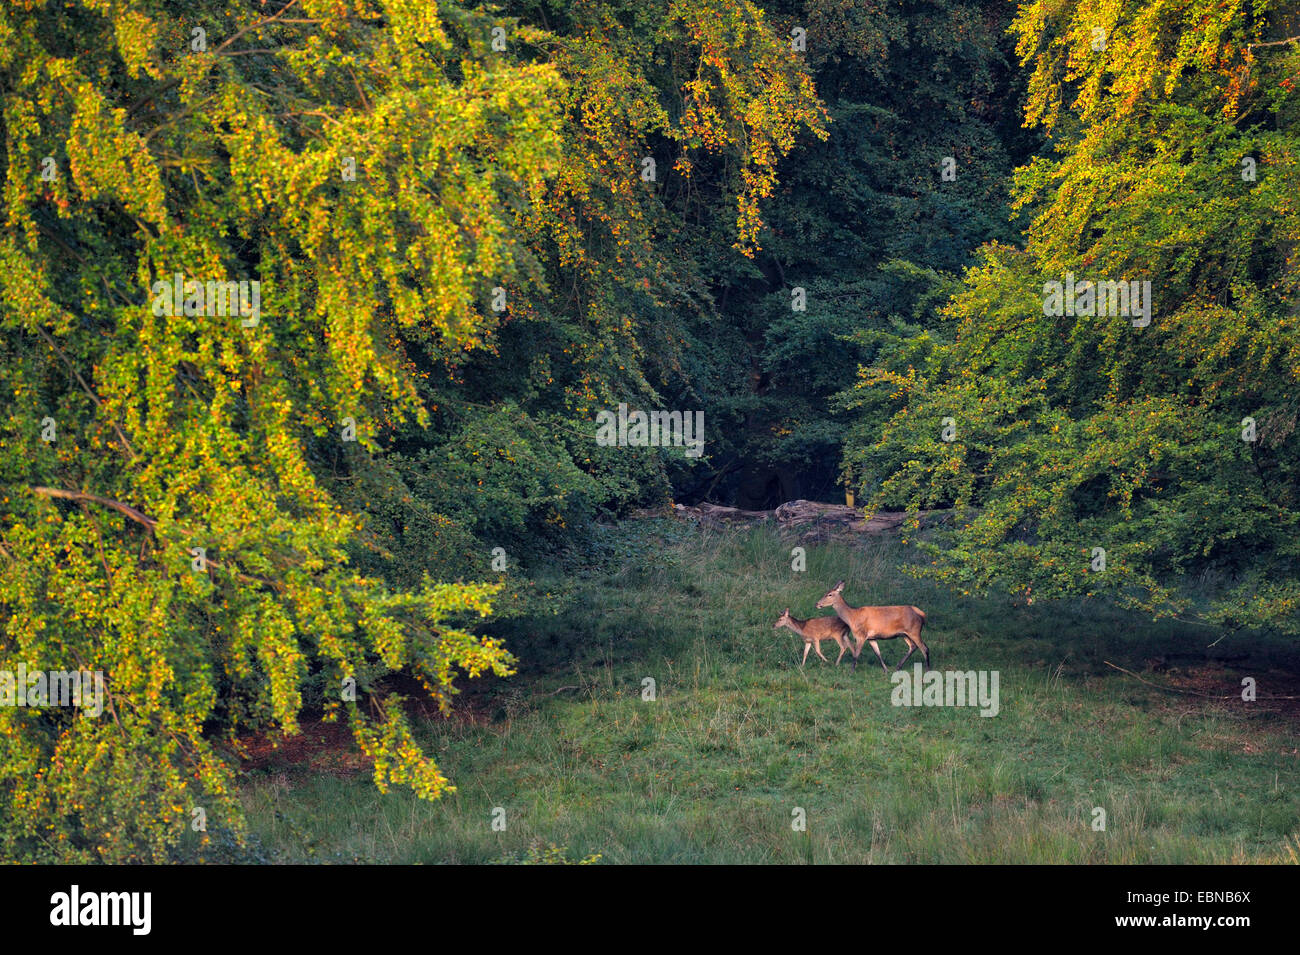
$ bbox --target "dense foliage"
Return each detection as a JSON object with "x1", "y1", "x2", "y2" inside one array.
[
  {"x1": 669, "y1": 0, "x2": 1029, "y2": 506},
  {"x1": 846, "y1": 0, "x2": 1300, "y2": 631},
  {"x1": 0, "y1": 0, "x2": 822, "y2": 860}
]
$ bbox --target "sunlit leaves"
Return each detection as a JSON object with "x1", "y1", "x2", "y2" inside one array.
[{"x1": 849, "y1": 0, "x2": 1300, "y2": 631}]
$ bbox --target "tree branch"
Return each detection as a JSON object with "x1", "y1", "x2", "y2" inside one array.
[
  {"x1": 29, "y1": 486, "x2": 281, "y2": 590},
  {"x1": 31, "y1": 486, "x2": 157, "y2": 530},
  {"x1": 32, "y1": 326, "x2": 139, "y2": 461},
  {"x1": 210, "y1": 0, "x2": 302, "y2": 57},
  {"x1": 1248, "y1": 35, "x2": 1300, "y2": 50}
]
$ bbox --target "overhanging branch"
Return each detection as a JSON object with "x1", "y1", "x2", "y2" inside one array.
[
  {"x1": 31, "y1": 486, "x2": 156, "y2": 530},
  {"x1": 29, "y1": 486, "x2": 281, "y2": 590}
]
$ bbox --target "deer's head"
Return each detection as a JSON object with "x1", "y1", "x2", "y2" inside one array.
[
  {"x1": 815, "y1": 580, "x2": 845, "y2": 609},
  {"x1": 773, "y1": 608, "x2": 793, "y2": 630}
]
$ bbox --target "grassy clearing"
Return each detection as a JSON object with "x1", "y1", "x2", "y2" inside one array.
[{"x1": 225, "y1": 521, "x2": 1299, "y2": 863}]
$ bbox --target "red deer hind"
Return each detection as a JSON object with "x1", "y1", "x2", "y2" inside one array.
[{"x1": 815, "y1": 580, "x2": 930, "y2": 674}]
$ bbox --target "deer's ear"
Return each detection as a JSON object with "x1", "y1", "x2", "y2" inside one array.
[
  {"x1": 784, "y1": 607, "x2": 790, "y2": 614},
  {"x1": 835, "y1": 580, "x2": 845, "y2": 590}
]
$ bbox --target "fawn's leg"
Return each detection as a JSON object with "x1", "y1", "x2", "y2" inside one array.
[
  {"x1": 801, "y1": 642, "x2": 812, "y2": 667},
  {"x1": 835, "y1": 641, "x2": 848, "y2": 665},
  {"x1": 814, "y1": 641, "x2": 829, "y2": 663}
]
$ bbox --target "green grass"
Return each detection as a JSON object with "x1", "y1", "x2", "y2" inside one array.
[{"x1": 226, "y1": 520, "x2": 1300, "y2": 863}]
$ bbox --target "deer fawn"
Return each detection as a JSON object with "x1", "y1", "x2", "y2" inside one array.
[
  {"x1": 815, "y1": 580, "x2": 930, "y2": 674},
  {"x1": 773, "y1": 609, "x2": 854, "y2": 667}
]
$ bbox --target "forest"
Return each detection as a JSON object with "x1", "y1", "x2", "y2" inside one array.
[{"x1": 2, "y1": 0, "x2": 1298, "y2": 864}]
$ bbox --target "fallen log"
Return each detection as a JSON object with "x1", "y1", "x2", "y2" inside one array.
[{"x1": 630, "y1": 499, "x2": 941, "y2": 540}]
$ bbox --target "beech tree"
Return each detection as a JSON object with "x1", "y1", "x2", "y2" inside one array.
[
  {"x1": 0, "y1": 0, "x2": 825, "y2": 861},
  {"x1": 844, "y1": 0, "x2": 1300, "y2": 632}
]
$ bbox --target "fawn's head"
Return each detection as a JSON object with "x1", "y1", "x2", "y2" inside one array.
[
  {"x1": 815, "y1": 580, "x2": 845, "y2": 609},
  {"x1": 773, "y1": 608, "x2": 793, "y2": 630}
]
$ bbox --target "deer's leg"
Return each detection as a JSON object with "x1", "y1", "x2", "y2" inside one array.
[
  {"x1": 850, "y1": 634, "x2": 865, "y2": 672},
  {"x1": 895, "y1": 637, "x2": 917, "y2": 670},
  {"x1": 801, "y1": 642, "x2": 812, "y2": 667},
  {"x1": 835, "y1": 640, "x2": 848, "y2": 666},
  {"x1": 814, "y1": 641, "x2": 829, "y2": 663},
  {"x1": 866, "y1": 639, "x2": 888, "y2": 674},
  {"x1": 913, "y1": 632, "x2": 931, "y2": 669}
]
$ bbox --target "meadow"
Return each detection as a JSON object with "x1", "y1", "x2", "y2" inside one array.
[{"x1": 219, "y1": 520, "x2": 1299, "y2": 864}]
